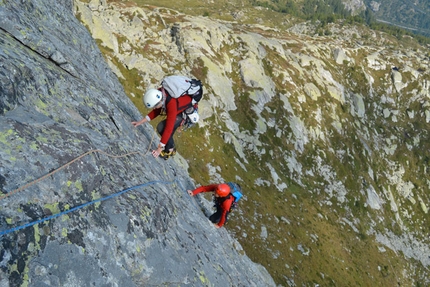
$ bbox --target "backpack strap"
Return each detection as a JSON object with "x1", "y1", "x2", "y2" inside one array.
[{"x1": 162, "y1": 87, "x2": 175, "y2": 107}]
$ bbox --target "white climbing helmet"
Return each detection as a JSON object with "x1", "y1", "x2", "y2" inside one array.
[
  {"x1": 187, "y1": 110, "x2": 199, "y2": 123},
  {"x1": 143, "y1": 88, "x2": 163, "y2": 108}
]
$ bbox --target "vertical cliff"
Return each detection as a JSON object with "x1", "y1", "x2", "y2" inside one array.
[{"x1": 0, "y1": 0, "x2": 275, "y2": 286}]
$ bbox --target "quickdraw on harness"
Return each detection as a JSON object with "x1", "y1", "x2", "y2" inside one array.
[{"x1": 180, "y1": 104, "x2": 199, "y2": 131}]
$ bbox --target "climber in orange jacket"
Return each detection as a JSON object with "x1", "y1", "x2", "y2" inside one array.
[
  {"x1": 187, "y1": 183, "x2": 234, "y2": 228},
  {"x1": 132, "y1": 87, "x2": 193, "y2": 159}
]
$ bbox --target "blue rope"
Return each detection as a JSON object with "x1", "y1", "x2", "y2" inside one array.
[{"x1": 0, "y1": 179, "x2": 178, "y2": 237}]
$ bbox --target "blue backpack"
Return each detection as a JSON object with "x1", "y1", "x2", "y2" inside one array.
[{"x1": 227, "y1": 182, "x2": 243, "y2": 210}]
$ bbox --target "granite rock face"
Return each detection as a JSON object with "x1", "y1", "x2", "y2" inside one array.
[{"x1": 0, "y1": 1, "x2": 275, "y2": 286}]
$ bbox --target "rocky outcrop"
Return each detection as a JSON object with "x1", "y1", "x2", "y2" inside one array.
[
  {"x1": 0, "y1": 1, "x2": 275, "y2": 286},
  {"x1": 391, "y1": 67, "x2": 403, "y2": 92},
  {"x1": 342, "y1": 0, "x2": 366, "y2": 15}
]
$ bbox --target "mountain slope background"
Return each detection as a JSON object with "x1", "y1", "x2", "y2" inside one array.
[
  {"x1": 76, "y1": 0, "x2": 430, "y2": 285},
  {"x1": 364, "y1": 0, "x2": 430, "y2": 37},
  {"x1": 133, "y1": 0, "x2": 430, "y2": 38}
]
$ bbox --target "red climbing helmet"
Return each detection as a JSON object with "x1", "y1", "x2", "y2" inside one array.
[{"x1": 216, "y1": 183, "x2": 230, "y2": 197}]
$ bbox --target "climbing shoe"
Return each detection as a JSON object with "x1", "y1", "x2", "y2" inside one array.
[{"x1": 159, "y1": 148, "x2": 176, "y2": 160}]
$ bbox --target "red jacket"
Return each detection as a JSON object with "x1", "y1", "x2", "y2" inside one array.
[
  {"x1": 192, "y1": 184, "x2": 234, "y2": 227},
  {"x1": 147, "y1": 89, "x2": 192, "y2": 145}
]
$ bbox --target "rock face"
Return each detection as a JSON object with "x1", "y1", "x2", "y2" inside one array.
[{"x1": 0, "y1": 1, "x2": 275, "y2": 286}]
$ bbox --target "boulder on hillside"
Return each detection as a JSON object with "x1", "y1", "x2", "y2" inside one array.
[
  {"x1": 333, "y1": 47, "x2": 350, "y2": 64},
  {"x1": 391, "y1": 67, "x2": 403, "y2": 92}
]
